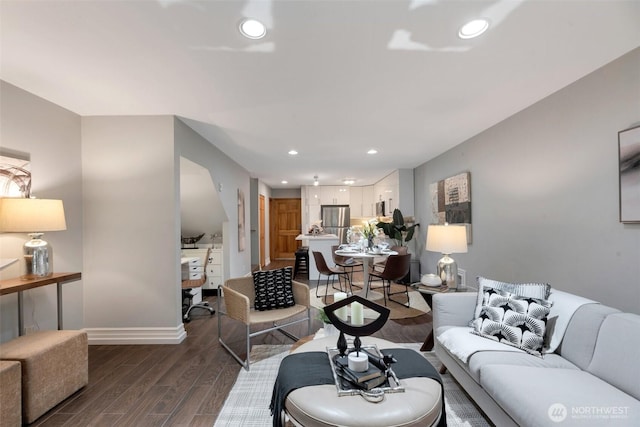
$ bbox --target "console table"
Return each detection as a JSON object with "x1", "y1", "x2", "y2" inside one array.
[{"x1": 0, "y1": 272, "x2": 82, "y2": 336}]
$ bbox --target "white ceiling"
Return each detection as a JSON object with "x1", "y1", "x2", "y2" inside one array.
[{"x1": 2, "y1": 0, "x2": 639, "y2": 188}]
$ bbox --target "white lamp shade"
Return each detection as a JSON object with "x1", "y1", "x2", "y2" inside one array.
[
  {"x1": 426, "y1": 224, "x2": 467, "y2": 254},
  {"x1": 0, "y1": 198, "x2": 67, "y2": 232}
]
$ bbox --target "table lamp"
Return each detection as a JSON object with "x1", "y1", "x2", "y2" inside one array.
[
  {"x1": 426, "y1": 223, "x2": 467, "y2": 289},
  {"x1": 0, "y1": 198, "x2": 67, "y2": 279}
]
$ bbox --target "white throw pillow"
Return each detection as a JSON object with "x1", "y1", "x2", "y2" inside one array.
[{"x1": 472, "y1": 276, "x2": 551, "y2": 321}]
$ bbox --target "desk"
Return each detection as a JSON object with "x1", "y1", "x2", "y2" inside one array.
[
  {"x1": 0, "y1": 272, "x2": 81, "y2": 336},
  {"x1": 334, "y1": 250, "x2": 397, "y2": 299}
]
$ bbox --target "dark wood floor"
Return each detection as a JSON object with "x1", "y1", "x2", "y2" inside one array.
[{"x1": 31, "y1": 261, "x2": 432, "y2": 426}]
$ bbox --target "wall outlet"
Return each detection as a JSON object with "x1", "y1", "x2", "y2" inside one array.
[{"x1": 24, "y1": 325, "x2": 38, "y2": 335}]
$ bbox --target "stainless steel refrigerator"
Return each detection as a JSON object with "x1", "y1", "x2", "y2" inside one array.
[{"x1": 321, "y1": 205, "x2": 350, "y2": 244}]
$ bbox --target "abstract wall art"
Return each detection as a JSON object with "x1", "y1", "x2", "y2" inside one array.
[{"x1": 619, "y1": 125, "x2": 640, "y2": 223}]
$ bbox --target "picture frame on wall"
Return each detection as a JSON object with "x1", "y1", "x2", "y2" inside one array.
[
  {"x1": 619, "y1": 125, "x2": 640, "y2": 223},
  {"x1": 429, "y1": 171, "x2": 472, "y2": 243},
  {"x1": 238, "y1": 189, "x2": 246, "y2": 251}
]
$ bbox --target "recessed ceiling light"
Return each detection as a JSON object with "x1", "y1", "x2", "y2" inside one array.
[
  {"x1": 288, "y1": 150, "x2": 298, "y2": 155},
  {"x1": 239, "y1": 18, "x2": 266, "y2": 39},
  {"x1": 343, "y1": 179, "x2": 355, "y2": 185},
  {"x1": 281, "y1": 180, "x2": 288, "y2": 184},
  {"x1": 367, "y1": 149, "x2": 378, "y2": 155},
  {"x1": 458, "y1": 18, "x2": 490, "y2": 39}
]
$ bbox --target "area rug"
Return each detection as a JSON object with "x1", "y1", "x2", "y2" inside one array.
[
  {"x1": 310, "y1": 282, "x2": 431, "y2": 320},
  {"x1": 214, "y1": 344, "x2": 490, "y2": 427}
]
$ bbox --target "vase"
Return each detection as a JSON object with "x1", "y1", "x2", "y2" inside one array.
[{"x1": 323, "y1": 323, "x2": 338, "y2": 336}]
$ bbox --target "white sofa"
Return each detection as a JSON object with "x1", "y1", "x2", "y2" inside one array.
[{"x1": 432, "y1": 289, "x2": 640, "y2": 427}]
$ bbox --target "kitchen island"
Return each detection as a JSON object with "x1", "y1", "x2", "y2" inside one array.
[{"x1": 295, "y1": 233, "x2": 339, "y2": 281}]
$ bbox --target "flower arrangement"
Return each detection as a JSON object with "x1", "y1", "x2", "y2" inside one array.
[{"x1": 361, "y1": 218, "x2": 380, "y2": 239}]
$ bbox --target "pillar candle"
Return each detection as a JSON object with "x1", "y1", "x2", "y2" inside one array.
[
  {"x1": 351, "y1": 301, "x2": 364, "y2": 326},
  {"x1": 334, "y1": 292, "x2": 348, "y2": 321}
]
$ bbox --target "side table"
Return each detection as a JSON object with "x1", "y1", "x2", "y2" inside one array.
[{"x1": 411, "y1": 283, "x2": 475, "y2": 351}]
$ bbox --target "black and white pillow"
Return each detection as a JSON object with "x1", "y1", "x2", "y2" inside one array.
[
  {"x1": 253, "y1": 267, "x2": 295, "y2": 311},
  {"x1": 471, "y1": 287, "x2": 552, "y2": 357},
  {"x1": 472, "y1": 276, "x2": 551, "y2": 320}
]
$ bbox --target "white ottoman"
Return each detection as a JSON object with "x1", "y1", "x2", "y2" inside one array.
[{"x1": 284, "y1": 336, "x2": 443, "y2": 427}]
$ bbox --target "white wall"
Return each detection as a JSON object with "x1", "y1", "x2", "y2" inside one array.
[
  {"x1": 82, "y1": 115, "x2": 184, "y2": 343},
  {"x1": 415, "y1": 48, "x2": 640, "y2": 314},
  {"x1": 0, "y1": 82, "x2": 83, "y2": 343},
  {"x1": 175, "y1": 118, "x2": 252, "y2": 278}
]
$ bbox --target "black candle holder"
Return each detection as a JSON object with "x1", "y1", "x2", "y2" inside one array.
[{"x1": 322, "y1": 295, "x2": 390, "y2": 355}]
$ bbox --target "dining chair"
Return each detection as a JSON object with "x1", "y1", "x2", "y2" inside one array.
[
  {"x1": 331, "y1": 245, "x2": 363, "y2": 290},
  {"x1": 367, "y1": 253, "x2": 412, "y2": 307},
  {"x1": 312, "y1": 251, "x2": 351, "y2": 304},
  {"x1": 372, "y1": 245, "x2": 408, "y2": 272}
]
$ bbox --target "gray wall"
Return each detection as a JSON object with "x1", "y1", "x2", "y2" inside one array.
[
  {"x1": 176, "y1": 118, "x2": 252, "y2": 278},
  {"x1": 0, "y1": 82, "x2": 84, "y2": 342},
  {"x1": 82, "y1": 116, "x2": 183, "y2": 343},
  {"x1": 415, "y1": 48, "x2": 640, "y2": 314}
]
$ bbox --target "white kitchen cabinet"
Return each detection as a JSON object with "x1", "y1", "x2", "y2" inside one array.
[
  {"x1": 320, "y1": 186, "x2": 350, "y2": 205},
  {"x1": 306, "y1": 186, "x2": 321, "y2": 206},
  {"x1": 361, "y1": 186, "x2": 374, "y2": 217},
  {"x1": 349, "y1": 186, "x2": 363, "y2": 217}
]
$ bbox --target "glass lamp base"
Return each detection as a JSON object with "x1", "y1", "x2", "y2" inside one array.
[
  {"x1": 436, "y1": 254, "x2": 458, "y2": 290},
  {"x1": 23, "y1": 233, "x2": 53, "y2": 279}
]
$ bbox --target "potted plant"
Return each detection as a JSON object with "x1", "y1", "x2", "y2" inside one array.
[
  {"x1": 376, "y1": 208, "x2": 419, "y2": 246},
  {"x1": 376, "y1": 208, "x2": 419, "y2": 284},
  {"x1": 319, "y1": 308, "x2": 338, "y2": 336}
]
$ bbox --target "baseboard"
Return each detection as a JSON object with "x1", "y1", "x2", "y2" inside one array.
[{"x1": 85, "y1": 325, "x2": 187, "y2": 345}]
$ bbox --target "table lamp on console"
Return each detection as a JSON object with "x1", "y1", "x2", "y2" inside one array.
[
  {"x1": 0, "y1": 197, "x2": 67, "y2": 279},
  {"x1": 426, "y1": 223, "x2": 468, "y2": 290}
]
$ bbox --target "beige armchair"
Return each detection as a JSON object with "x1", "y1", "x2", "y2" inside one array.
[{"x1": 217, "y1": 276, "x2": 311, "y2": 370}]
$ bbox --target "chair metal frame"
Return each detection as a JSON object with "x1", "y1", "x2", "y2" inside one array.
[
  {"x1": 312, "y1": 251, "x2": 351, "y2": 303},
  {"x1": 217, "y1": 276, "x2": 311, "y2": 370},
  {"x1": 367, "y1": 253, "x2": 412, "y2": 307},
  {"x1": 331, "y1": 245, "x2": 363, "y2": 291}
]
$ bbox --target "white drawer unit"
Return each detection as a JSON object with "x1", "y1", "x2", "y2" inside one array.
[
  {"x1": 206, "y1": 248, "x2": 224, "y2": 290},
  {"x1": 182, "y1": 247, "x2": 223, "y2": 291}
]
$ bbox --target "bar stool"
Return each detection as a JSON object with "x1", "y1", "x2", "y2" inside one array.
[{"x1": 294, "y1": 246, "x2": 309, "y2": 278}]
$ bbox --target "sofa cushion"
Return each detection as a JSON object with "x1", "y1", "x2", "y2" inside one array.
[
  {"x1": 253, "y1": 267, "x2": 295, "y2": 311},
  {"x1": 557, "y1": 303, "x2": 620, "y2": 369},
  {"x1": 587, "y1": 313, "x2": 640, "y2": 401},
  {"x1": 473, "y1": 276, "x2": 551, "y2": 320},
  {"x1": 471, "y1": 288, "x2": 552, "y2": 356},
  {"x1": 467, "y1": 351, "x2": 579, "y2": 383},
  {"x1": 481, "y1": 365, "x2": 640, "y2": 427}
]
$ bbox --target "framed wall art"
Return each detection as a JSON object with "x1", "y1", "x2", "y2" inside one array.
[
  {"x1": 429, "y1": 171, "x2": 472, "y2": 243},
  {"x1": 0, "y1": 150, "x2": 31, "y2": 197},
  {"x1": 238, "y1": 189, "x2": 246, "y2": 251},
  {"x1": 619, "y1": 125, "x2": 640, "y2": 223}
]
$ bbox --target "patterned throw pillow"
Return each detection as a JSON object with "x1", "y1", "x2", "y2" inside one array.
[
  {"x1": 253, "y1": 267, "x2": 295, "y2": 311},
  {"x1": 471, "y1": 287, "x2": 552, "y2": 357},
  {"x1": 472, "y1": 276, "x2": 551, "y2": 320}
]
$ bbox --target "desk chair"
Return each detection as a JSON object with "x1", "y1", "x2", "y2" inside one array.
[
  {"x1": 182, "y1": 277, "x2": 215, "y2": 322},
  {"x1": 368, "y1": 253, "x2": 411, "y2": 307}
]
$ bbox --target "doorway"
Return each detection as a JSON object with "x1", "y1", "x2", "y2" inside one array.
[
  {"x1": 269, "y1": 198, "x2": 301, "y2": 260},
  {"x1": 259, "y1": 194, "x2": 266, "y2": 268}
]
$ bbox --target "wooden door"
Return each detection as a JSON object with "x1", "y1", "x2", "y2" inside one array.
[
  {"x1": 259, "y1": 194, "x2": 266, "y2": 268},
  {"x1": 270, "y1": 198, "x2": 301, "y2": 260}
]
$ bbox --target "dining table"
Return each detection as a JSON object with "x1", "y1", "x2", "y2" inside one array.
[{"x1": 334, "y1": 247, "x2": 398, "y2": 300}]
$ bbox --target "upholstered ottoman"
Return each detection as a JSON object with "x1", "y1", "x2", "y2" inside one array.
[
  {"x1": 0, "y1": 360, "x2": 21, "y2": 426},
  {"x1": 0, "y1": 330, "x2": 88, "y2": 424},
  {"x1": 284, "y1": 336, "x2": 443, "y2": 427}
]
